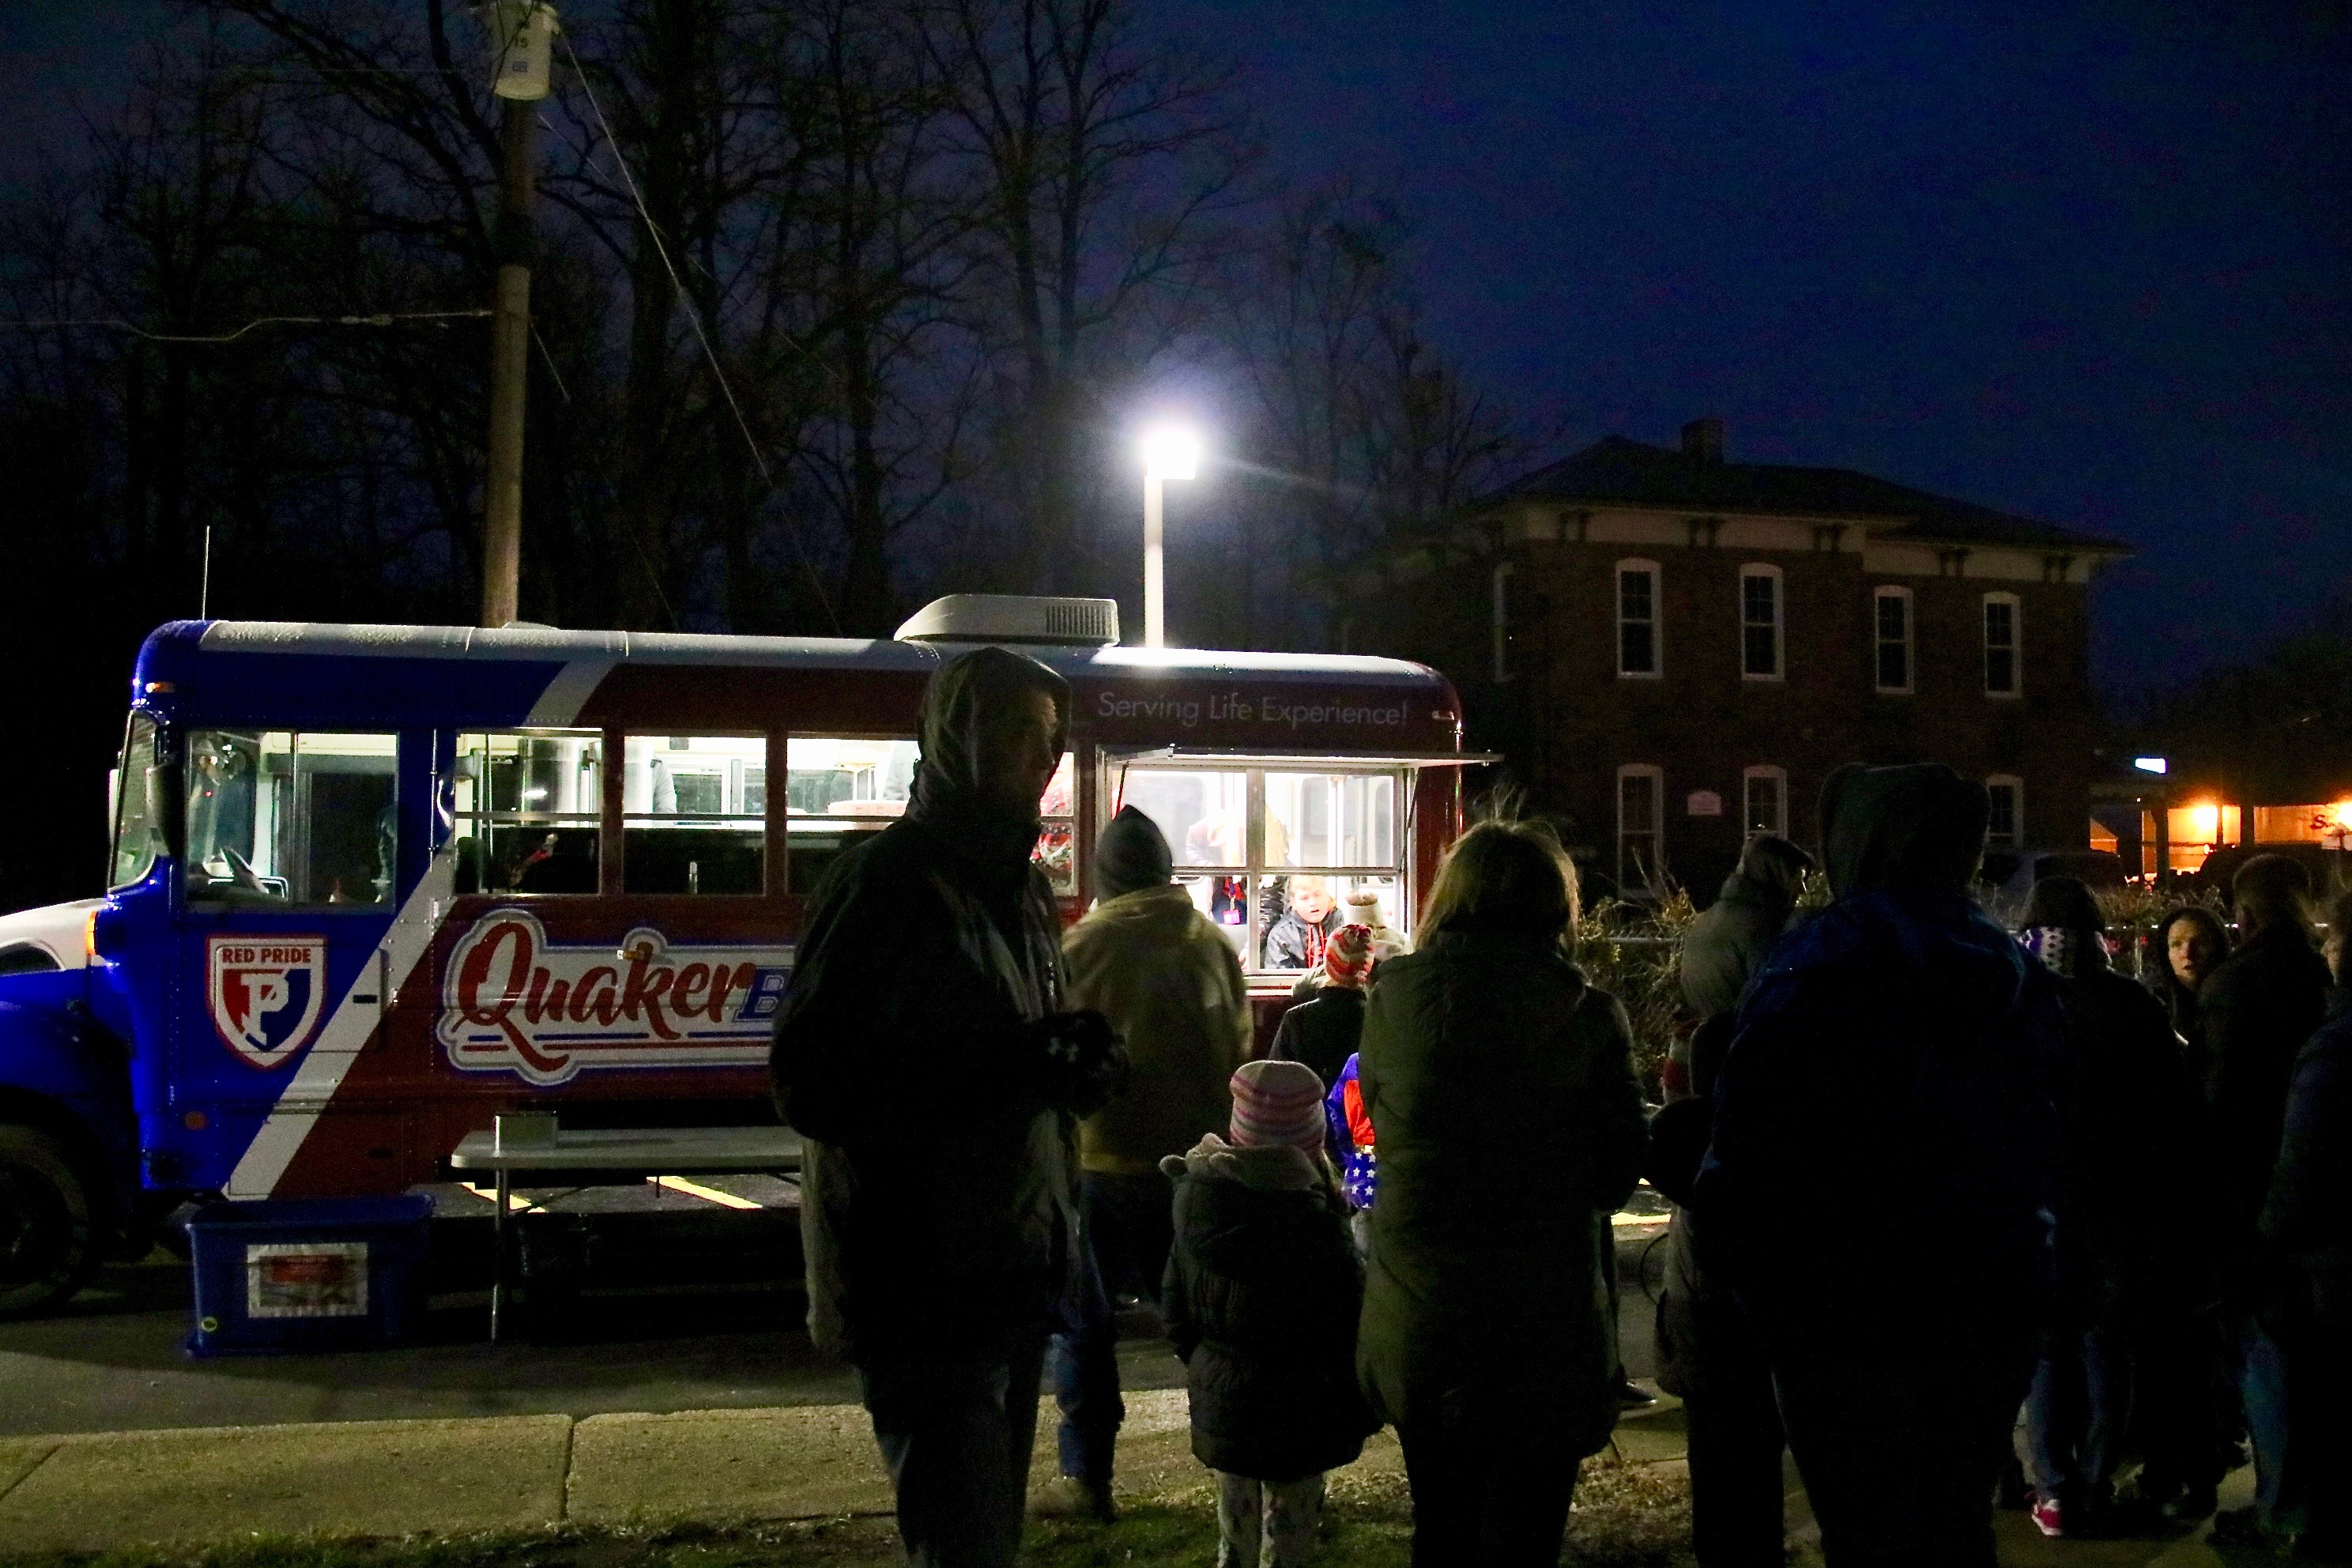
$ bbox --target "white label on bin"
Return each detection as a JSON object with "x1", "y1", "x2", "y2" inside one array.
[{"x1": 245, "y1": 1242, "x2": 370, "y2": 1318}]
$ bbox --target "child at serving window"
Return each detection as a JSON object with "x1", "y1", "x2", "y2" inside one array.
[{"x1": 1162, "y1": 1061, "x2": 1374, "y2": 1568}]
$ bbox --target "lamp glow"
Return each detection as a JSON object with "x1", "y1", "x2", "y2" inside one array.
[
  {"x1": 2190, "y1": 802, "x2": 2220, "y2": 842},
  {"x1": 2132, "y1": 756, "x2": 2168, "y2": 775},
  {"x1": 1140, "y1": 425, "x2": 1200, "y2": 481}
]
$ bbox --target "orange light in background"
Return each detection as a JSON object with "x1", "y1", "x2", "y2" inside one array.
[
  {"x1": 2190, "y1": 802, "x2": 2221, "y2": 842},
  {"x1": 2333, "y1": 800, "x2": 2352, "y2": 832}
]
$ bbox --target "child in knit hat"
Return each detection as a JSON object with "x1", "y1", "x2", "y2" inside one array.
[{"x1": 1161, "y1": 1060, "x2": 1375, "y2": 1567}]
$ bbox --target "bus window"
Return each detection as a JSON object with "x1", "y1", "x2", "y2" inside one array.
[
  {"x1": 1124, "y1": 764, "x2": 1409, "y2": 974},
  {"x1": 454, "y1": 731, "x2": 601, "y2": 895},
  {"x1": 1125, "y1": 770, "x2": 1250, "y2": 869},
  {"x1": 184, "y1": 731, "x2": 398, "y2": 907},
  {"x1": 785, "y1": 737, "x2": 916, "y2": 895},
  {"x1": 1036, "y1": 753, "x2": 1076, "y2": 895},
  {"x1": 110, "y1": 714, "x2": 166, "y2": 890},
  {"x1": 624, "y1": 734, "x2": 766, "y2": 895}
]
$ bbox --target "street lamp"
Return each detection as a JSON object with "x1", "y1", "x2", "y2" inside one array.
[{"x1": 1139, "y1": 424, "x2": 1200, "y2": 648}]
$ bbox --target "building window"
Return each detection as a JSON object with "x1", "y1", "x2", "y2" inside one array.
[
  {"x1": 1740, "y1": 566, "x2": 1784, "y2": 680},
  {"x1": 1617, "y1": 764, "x2": 1664, "y2": 893},
  {"x1": 1873, "y1": 586, "x2": 1913, "y2": 694},
  {"x1": 1742, "y1": 765, "x2": 1788, "y2": 839},
  {"x1": 1983, "y1": 593, "x2": 2020, "y2": 697},
  {"x1": 1617, "y1": 560, "x2": 1660, "y2": 678},
  {"x1": 1986, "y1": 775, "x2": 2023, "y2": 847}
]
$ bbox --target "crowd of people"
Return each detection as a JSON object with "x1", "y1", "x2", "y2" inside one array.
[{"x1": 770, "y1": 646, "x2": 2351, "y2": 1568}]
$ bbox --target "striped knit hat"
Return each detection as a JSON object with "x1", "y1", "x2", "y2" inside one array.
[
  {"x1": 1325, "y1": 922, "x2": 1376, "y2": 986},
  {"x1": 1229, "y1": 1059, "x2": 1329, "y2": 1155}
]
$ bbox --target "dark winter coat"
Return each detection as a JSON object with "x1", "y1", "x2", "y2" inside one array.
[
  {"x1": 1679, "y1": 866, "x2": 1800, "y2": 1019},
  {"x1": 1268, "y1": 986, "x2": 1367, "y2": 1092},
  {"x1": 2041, "y1": 953, "x2": 2204, "y2": 1316},
  {"x1": 1355, "y1": 931, "x2": 1648, "y2": 1458},
  {"x1": 2198, "y1": 925, "x2": 2331, "y2": 1253},
  {"x1": 1695, "y1": 764, "x2": 2070, "y2": 1331},
  {"x1": 771, "y1": 648, "x2": 1080, "y2": 1366},
  {"x1": 2260, "y1": 994, "x2": 2352, "y2": 1316},
  {"x1": 1265, "y1": 906, "x2": 1341, "y2": 971},
  {"x1": 1159, "y1": 1136, "x2": 1377, "y2": 1481}
]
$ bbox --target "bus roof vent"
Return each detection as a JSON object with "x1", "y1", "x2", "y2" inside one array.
[{"x1": 894, "y1": 594, "x2": 1121, "y2": 648}]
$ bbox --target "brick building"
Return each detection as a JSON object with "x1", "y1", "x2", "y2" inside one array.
[{"x1": 1340, "y1": 420, "x2": 2133, "y2": 899}]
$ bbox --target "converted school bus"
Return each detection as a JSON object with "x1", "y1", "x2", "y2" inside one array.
[{"x1": 0, "y1": 595, "x2": 1478, "y2": 1308}]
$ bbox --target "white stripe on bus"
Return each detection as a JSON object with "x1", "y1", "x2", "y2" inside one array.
[{"x1": 224, "y1": 846, "x2": 458, "y2": 1198}]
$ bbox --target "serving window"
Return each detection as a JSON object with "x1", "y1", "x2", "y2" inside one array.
[{"x1": 1120, "y1": 764, "x2": 1408, "y2": 974}]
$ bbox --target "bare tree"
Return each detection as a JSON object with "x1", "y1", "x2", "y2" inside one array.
[{"x1": 922, "y1": 0, "x2": 1252, "y2": 594}]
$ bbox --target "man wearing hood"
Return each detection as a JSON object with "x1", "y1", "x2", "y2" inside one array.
[
  {"x1": 1694, "y1": 763, "x2": 2070, "y2": 1566},
  {"x1": 1036, "y1": 805, "x2": 1253, "y2": 1521},
  {"x1": 773, "y1": 646, "x2": 1126, "y2": 1568}
]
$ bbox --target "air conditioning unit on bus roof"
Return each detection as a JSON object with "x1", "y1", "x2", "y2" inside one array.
[{"x1": 894, "y1": 594, "x2": 1121, "y2": 648}]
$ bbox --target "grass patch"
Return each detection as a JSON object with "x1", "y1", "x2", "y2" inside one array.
[{"x1": 0, "y1": 1460, "x2": 1690, "y2": 1568}]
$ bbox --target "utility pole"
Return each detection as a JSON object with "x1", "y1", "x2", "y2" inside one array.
[{"x1": 480, "y1": 2, "x2": 556, "y2": 628}]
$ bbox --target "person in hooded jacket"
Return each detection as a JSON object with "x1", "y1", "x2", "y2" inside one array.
[
  {"x1": 1679, "y1": 835, "x2": 1815, "y2": 1019},
  {"x1": 1038, "y1": 805, "x2": 1253, "y2": 1521},
  {"x1": 2010, "y1": 876, "x2": 2199, "y2": 1540},
  {"x1": 1355, "y1": 819, "x2": 1648, "y2": 1567},
  {"x1": 1269, "y1": 924, "x2": 1377, "y2": 1089},
  {"x1": 1649, "y1": 835, "x2": 1815, "y2": 1566},
  {"x1": 1694, "y1": 763, "x2": 2070, "y2": 1568},
  {"x1": 771, "y1": 646, "x2": 1127, "y2": 1568},
  {"x1": 2253, "y1": 888, "x2": 2352, "y2": 1562},
  {"x1": 1163, "y1": 1059, "x2": 1375, "y2": 1568},
  {"x1": 2199, "y1": 855, "x2": 2331, "y2": 1551}
]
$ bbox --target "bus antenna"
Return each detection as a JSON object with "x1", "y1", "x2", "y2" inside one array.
[{"x1": 200, "y1": 526, "x2": 212, "y2": 620}]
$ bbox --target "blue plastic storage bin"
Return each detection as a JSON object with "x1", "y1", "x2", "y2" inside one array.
[{"x1": 184, "y1": 1195, "x2": 434, "y2": 1356}]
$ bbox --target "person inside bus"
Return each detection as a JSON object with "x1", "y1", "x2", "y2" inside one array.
[
  {"x1": 1038, "y1": 805, "x2": 1253, "y2": 1523},
  {"x1": 771, "y1": 646, "x2": 1128, "y2": 1568},
  {"x1": 1265, "y1": 876, "x2": 1340, "y2": 971}
]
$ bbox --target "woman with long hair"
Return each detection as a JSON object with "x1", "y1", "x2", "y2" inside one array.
[
  {"x1": 2151, "y1": 905, "x2": 2230, "y2": 1053},
  {"x1": 1353, "y1": 820, "x2": 1648, "y2": 1566}
]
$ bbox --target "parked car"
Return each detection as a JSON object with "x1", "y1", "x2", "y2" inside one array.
[{"x1": 1977, "y1": 847, "x2": 2129, "y2": 930}]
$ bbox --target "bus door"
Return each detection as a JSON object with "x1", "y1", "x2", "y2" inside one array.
[{"x1": 173, "y1": 728, "x2": 410, "y2": 1196}]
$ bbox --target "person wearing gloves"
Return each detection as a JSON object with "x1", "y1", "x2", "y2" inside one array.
[
  {"x1": 1162, "y1": 1059, "x2": 1376, "y2": 1568},
  {"x1": 2011, "y1": 876, "x2": 2199, "y2": 1540},
  {"x1": 1694, "y1": 763, "x2": 2070, "y2": 1567},
  {"x1": 1039, "y1": 805, "x2": 1253, "y2": 1521},
  {"x1": 771, "y1": 646, "x2": 1128, "y2": 1568},
  {"x1": 1355, "y1": 819, "x2": 1648, "y2": 1565},
  {"x1": 1269, "y1": 923, "x2": 1378, "y2": 1089}
]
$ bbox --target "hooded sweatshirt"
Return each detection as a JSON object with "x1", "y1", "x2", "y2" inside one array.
[
  {"x1": 1064, "y1": 881, "x2": 1253, "y2": 1175},
  {"x1": 1695, "y1": 763, "x2": 2070, "y2": 1325},
  {"x1": 771, "y1": 646, "x2": 1080, "y2": 1364}
]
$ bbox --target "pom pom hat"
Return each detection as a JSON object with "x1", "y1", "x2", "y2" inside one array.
[
  {"x1": 1227, "y1": 1059, "x2": 1328, "y2": 1155},
  {"x1": 1325, "y1": 922, "x2": 1376, "y2": 986}
]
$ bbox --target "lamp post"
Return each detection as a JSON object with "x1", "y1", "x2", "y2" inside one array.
[{"x1": 1139, "y1": 424, "x2": 1200, "y2": 648}]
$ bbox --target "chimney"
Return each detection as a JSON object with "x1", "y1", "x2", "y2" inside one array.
[{"x1": 1681, "y1": 417, "x2": 1724, "y2": 463}]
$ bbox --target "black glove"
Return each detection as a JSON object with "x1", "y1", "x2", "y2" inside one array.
[{"x1": 1030, "y1": 1009, "x2": 1130, "y2": 1116}]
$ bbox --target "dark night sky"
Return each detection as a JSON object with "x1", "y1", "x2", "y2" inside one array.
[{"x1": 8, "y1": 2, "x2": 2349, "y2": 702}]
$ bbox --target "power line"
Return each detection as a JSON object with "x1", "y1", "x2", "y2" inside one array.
[
  {"x1": 556, "y1": 27, "x2": 843, "y2": 636},
  {"x1": 0, "y1": 309, "x2": 492, "y2": 344}
]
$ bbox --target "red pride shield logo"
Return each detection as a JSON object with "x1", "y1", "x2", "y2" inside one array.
[{"x1": 208, "y1": 935, "x2": 330, "y2": 1069}]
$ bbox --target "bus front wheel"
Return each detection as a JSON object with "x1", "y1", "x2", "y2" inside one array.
[{"x1": 0, "y1": 1126, "x2": 99, "y2": 1316}]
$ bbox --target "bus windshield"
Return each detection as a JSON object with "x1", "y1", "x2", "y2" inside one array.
[{"x1": 109, "y1": 714, "x2": 167, "y2": 890}]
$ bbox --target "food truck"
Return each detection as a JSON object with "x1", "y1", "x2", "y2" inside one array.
[{"x1": 0, "y1": 594, "x2": 1477, "y2": 1312}]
